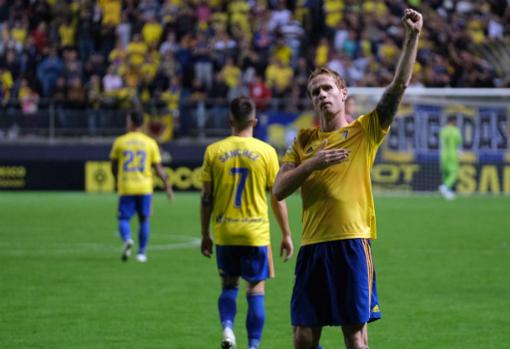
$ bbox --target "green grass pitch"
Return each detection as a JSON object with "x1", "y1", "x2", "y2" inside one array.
[{"x1": 1, "y1": 192, "x2": 509, "y2": 348}]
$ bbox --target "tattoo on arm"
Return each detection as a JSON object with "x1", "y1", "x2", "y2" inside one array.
[{"x1": 376, "y1": 87, "x2": 404, "y2": 129}]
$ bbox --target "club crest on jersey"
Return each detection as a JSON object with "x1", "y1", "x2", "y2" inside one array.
[
  {"x1": 305, "y1": 142, "x2": 322, "y2": 154},
  {"x1": 342, "y1": 130, "x2": 349, "y2": 139}
]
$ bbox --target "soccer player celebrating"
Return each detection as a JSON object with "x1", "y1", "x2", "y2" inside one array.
[
  {"x1": 110, "y1": 111, "x2": 174, "y2": 262},
  {"x1": 200, "y1": 96, "x2": 294, "y2": 349},
  {"x1": 439, "y1": 115, "x2": 462, "y2": 200},
  {"x1": 272, "y1": 9, "x2": 422, "y2": 349}
]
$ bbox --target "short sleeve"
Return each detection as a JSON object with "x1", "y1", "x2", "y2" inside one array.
[
  {"x1": 200, "y1": 147, "x2": 213, "y2": 182},
  {"x1": 151, "y1": 140, "x2": 162, "y2": 164},
  {"x1": 281, "y1": 136, "x2": 301, "y2": 165},
  {"x1": 357, "y1": 110, "x2": 389, "y2": 147},
  {"x1": 265, "y1": 146, "x2": 280, "y2": 187},
  {"x1": 109, "y1": 139, "x2": 120, "y2": 160}
]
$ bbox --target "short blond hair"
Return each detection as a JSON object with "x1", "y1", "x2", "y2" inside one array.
[{"x1": 307, "y1": 67, "x2": 346, "y2": 97}]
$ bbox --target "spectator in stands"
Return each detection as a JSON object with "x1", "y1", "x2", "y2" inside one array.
[
  {"x1": 207, "y1": 72, "x2": 229, "y2": 130},
  {"x1": 157, "y1": 51, "x2": 181, "y2": 89},
  {"x1": 326, "y1": 50, "x2": 346, "y2": 77},
  {"x1": 52, "y1": 77, "x2": 67, "y2": 128},
  {"x1": 58, "y1": 17, "x2": 76, "y2": 49},
  {"x1": 159, "y1": 31, "x2": 179, "y2": 57},
  {"x1": 102, "y1": 65, "x2": 124, "y2": 105},
  {"x1": 37, "y1": 47, "x2": 64, "y2": 97},
  {"x1": 138, "y1": 0, "x2": 160, "y2": 21},
  {"x1": 1, "y1": 49, "x2": 21, "y2": 84},
  {"x1": 30, "y1": 21, "x2": 49, "y2": 56},
  {"x1": 221, "y1": 57, "x2": 242, "y2": 91},
  {"x1": 249, "y1": 73, "x2": 272, "y2": 113},
  {"x1": 323, "y1": 0, "x2": 344, "y2": 39},
  {"x1": 211, "y1": 30, "x2": 237, "y2": 70},
  {"x1": 66, "y1": 77, "x2": 87, "y2": 129},
  {"x1": 141, "y1": 13, "x2": 163, "y2": 49},
  {"x1": 265, "y1": 57, "x2": 293, "y2": 110},
  {"x1": 236, "y1": 37, "x2": 259, "y2": 76},
  {"x1": 109, "y1": 39, "x2": 127, "y2": 67},
  {"x1": 192, "y1": 30, "x2": 214, "y2": 90},
  {"x1": 174, "y1": 34, "x2": 193, "y2": 88},
  {"x1": 279, "y1": 12, "x2": 304, "y2": 68},
  {"x1": 126, "y1": 32, "x2": 148, "y2": 68},
  {"x1": 0, "y1": 24, "x2": 23, "y2": 55},
  {"x1": 228, "y1": 0, "x2": 251, "y2": 41},
  {"x1": 9, "y1": 19, "x2": 28, "y2": 49},
  {"x1": 268, "y1": 0, "x2": 292, "y2": 33},
  {"x1": 161, "y1": 74, "x2": 182, "y2": 133},
  {"x1": 271, "y1": 37, "x2": 293, "y2": 67},
  {"x1": 293, "y1": 57, "x2": 310, "y2": 98},
  {"x1": 19, "y1": 78, "x2": 39, "y2": 126},
  {"x1": 83, "y1": 52, "x2": 107, "y2": 81},
  {"x1": 227, "y1": 76, "x2": 249, "y2": 103},
  {"x1": 195, "y1": 0, "x2": 212, "y2": 29},
  {"x1": 76, "y1": 9, "x2": 97, "y2": 62},
  {"x1": 253, "y1": 25, "x2": 273, "y2": 65},
  {"x1": 123, "y1": 0, "x2": 142, "y2": 33},
  {"x1": 63, "y1": 49, "x2": 83, "y2": 84},
  {"x1": 86, "y1": 75, "x2": 102, "y2": 135},
  {"x1": 314, "y1": 37, "x2": 330, "y2": 68},
  {"x1": 116, "y1": 12, "x2": 132, "y2": 49},
  {"x1": 187, "y1": 77, "x2": 207, "y2": 137},
  {"x1": 173, "y1": 3, "x2": 196, "y2": 42}
]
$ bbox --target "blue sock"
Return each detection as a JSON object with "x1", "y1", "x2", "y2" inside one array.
[
  {"x1": 218, "y1": 287, "x2": 239, "y2": 329},
  {"x1": 138, "y1": 217, "x2": 149, "y2": 254},
  {"x1": 246, "y1": 293, "x2": 265, "y2": 348},
  {"x1": 119, "y1": 218, "x2": 130, "y2": 242},
  {"x1": 317, "y1": 345, "x2": 323, "y2": 349}
]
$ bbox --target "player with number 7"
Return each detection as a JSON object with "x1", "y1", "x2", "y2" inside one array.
[{"x1": 200, "y1": 96, "x2": 294, "y2": 349}]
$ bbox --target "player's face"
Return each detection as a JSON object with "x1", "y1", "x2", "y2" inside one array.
[{"x1": 308, "y1": 74, "x2": 347, "y2": 118}]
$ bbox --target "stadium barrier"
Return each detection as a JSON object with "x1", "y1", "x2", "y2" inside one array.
[{"x1": 0, "y1": 89, "x2": 508, "y2": 194}]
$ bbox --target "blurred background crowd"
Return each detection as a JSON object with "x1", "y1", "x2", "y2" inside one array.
[{"x1": 0, "y1": 0, "x2": 509, "y2": 139}]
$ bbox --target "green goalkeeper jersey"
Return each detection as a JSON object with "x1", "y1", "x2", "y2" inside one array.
[{"x1": 439, "y1": 125, "x2": 462, "y2": 163}]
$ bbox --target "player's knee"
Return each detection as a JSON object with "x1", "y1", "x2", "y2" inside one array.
[
  {"x1": 247, "y1": 280, "x2": 265, "y2": 295},
  {"x1": 138, "y1": 214, "x2": 149, "y2": 222},
  {"x1": 221, "y1": 277, "x2": 239, "y2": 289},
  {"x1": 293, "y1": 327, "x2": 318, "y2": 349},
  {"x1": 342, "y1": 324, "x2": 367, "y2": 349}
]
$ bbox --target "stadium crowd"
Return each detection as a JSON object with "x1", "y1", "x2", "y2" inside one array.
[{"x1": 0, "y1": 0, "x2": 509, "y2": 138}]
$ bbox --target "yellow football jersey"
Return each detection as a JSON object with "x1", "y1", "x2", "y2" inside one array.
[
  {"x1": 110, "y1": 131, "x2": 162, "y2": 195},
  {"x1": 201, "y1": 136, "x2": 280, "y2": 246},
  {"x1": 283, "y1": 111, "x2": 388, "y2": 245}
]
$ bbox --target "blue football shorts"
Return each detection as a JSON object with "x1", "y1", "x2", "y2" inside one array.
[
  {"x1": 118, "y1": 194, "x2": 152, "y2": 220},
  {"x1": 291, "y1": 239, "x2": 381, "y2": 327},
  {"x1": 216, "y1": 245, "x2": 274, "y2": 283}
]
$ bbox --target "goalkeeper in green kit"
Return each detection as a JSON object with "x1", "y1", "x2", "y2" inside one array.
[{"x1": 439, "y1": 115, "x2": 462, "y2": 200}]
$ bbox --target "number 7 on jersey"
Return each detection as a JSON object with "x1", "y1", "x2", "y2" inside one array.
[{"x1": 230, "y1": 167, "x2": 249, "y2": 208}]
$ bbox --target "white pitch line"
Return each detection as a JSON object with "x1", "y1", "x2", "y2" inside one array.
[
  {"x1": 0, "y1": 235, "x2": 201, "y2": 256},
  {"x1": 150, "y1": 239, "x2": 201, "y2": 250}
]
